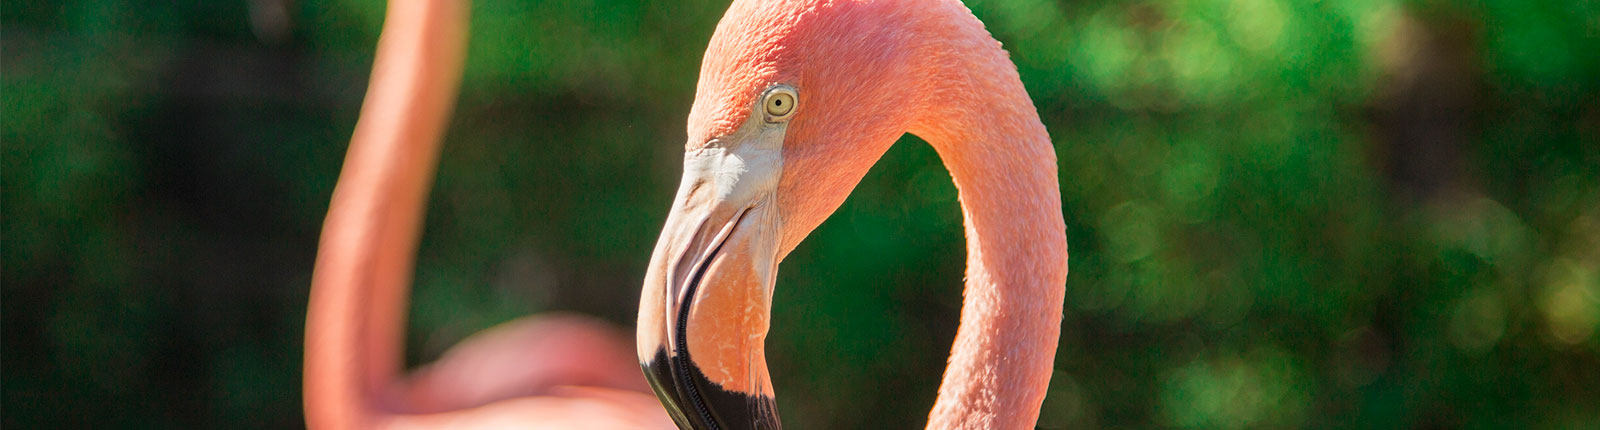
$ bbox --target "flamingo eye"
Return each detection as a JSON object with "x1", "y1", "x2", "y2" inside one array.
[{"x1": 762, "y1": 88, "x2": 796, "y2": 121}]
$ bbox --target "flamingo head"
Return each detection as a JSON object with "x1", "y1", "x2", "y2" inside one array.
[{"x1": 635, "y1": 1, "x2": 947, "y2": 428}]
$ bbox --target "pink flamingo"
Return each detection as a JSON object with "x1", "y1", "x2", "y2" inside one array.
[
  {"x1": 636, "y1": 0, "x2": 1068, "y2": 429},
  {"x1": 303, "y1": 0, "x2": 669, "y2": 428},
  {"x1": 304, "y1": 0, "x2": 1066, "y2": 428}
]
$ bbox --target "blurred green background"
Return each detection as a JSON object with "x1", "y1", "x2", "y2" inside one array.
[{"x1": 4, "y1": 0, "x2": 1598, "y2": 428}]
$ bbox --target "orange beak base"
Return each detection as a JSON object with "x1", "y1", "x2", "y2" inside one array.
[{"x1": 637, "y1": 204, "x2": 783, "y2": 430}]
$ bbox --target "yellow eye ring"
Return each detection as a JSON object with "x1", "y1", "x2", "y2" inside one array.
[{"x1": 763, "y1": 88, "x2": 797, "y2": 121}]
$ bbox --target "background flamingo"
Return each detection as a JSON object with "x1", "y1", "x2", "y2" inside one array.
[{"x1": 303, "y1": 0, "x2": 670, "y2": 427}]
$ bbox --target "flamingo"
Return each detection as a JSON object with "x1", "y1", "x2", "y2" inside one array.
[
  {"x1": 636, "y1": 0, "x2": 1069, "y2": 429},
  {"x1": 305, "y1": 0, "x2": 1066, "y2": 428},
  {"x1": 303, "y1": 0, "x2": 670, "y2": 428}
]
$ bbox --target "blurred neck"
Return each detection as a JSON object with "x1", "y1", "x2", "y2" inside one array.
[{"x1": 303, "y1": 0, "x2": 467, "y2": 427}]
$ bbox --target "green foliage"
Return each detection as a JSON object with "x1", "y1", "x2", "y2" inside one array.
[{"x1": 3, "y1": 0, "x2": 1596, "y2": 429}]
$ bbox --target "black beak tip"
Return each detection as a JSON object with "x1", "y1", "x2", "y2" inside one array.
[{"x1": 642, "y1": 348, "x2": 782, "y2": 430}]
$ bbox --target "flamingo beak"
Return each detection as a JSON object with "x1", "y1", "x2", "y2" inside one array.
[{"x1": 637, "y1": 143, "x2": 786, "y2": 429}]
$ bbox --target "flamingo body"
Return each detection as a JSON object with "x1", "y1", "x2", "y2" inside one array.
[{"x1": 303, "y1": 0, "x2": 670, "y2": 428}]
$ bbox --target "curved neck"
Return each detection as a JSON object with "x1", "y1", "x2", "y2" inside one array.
[
  {"x1": 303, "y1": 0, "x2": 467, "y2": 427},
  {"x1": 907, "y1": 4, "x2": 1070, "y2": 428}
]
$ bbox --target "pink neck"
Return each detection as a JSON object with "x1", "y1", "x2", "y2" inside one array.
[
  {"x1": 303, "y1": 0, "x2": 466, "y2": 427},
  {"x1": 907, "y1": 3, "x2": 1070, "y2": 428}
]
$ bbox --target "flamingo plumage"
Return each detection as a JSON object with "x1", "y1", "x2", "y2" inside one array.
[
  {"x1": 303, "y1": 0, "x2": 1066, "y2": 428},
  {"x1": 637, "y1": 0, "x2": 1068, "y2": 429}
]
